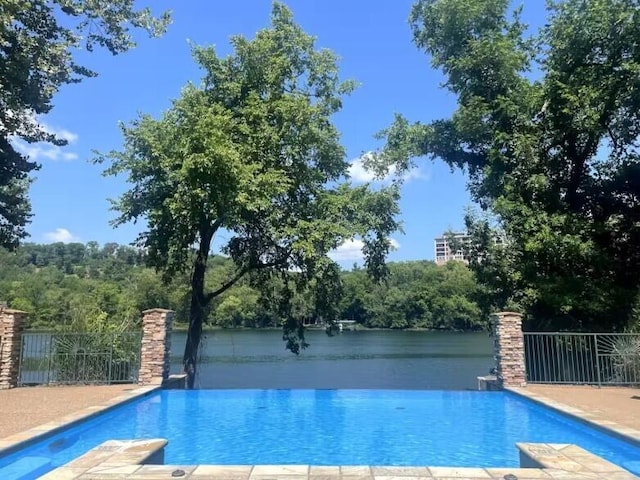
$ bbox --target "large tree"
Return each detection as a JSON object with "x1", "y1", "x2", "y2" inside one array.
[
  {"x1": 99, "y1": 3, "x2": 400, "y2": 387},
  {"x1": 378, "y1": 0, "x2": 640, "y2": 331},
  {"x1": 0, "y1": 0, "x2": 170, "y2": 249}
]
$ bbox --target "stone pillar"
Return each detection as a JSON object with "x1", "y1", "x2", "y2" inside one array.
[
  {"x1": 0, "y1": 309, "x2": 27, "y2": 389},
  {"x1": 139, "y1": 308, "x2": 174, "y2": 385},
  {"x1": 492, "y1": 311, "x2": 527, "y2": 388}
]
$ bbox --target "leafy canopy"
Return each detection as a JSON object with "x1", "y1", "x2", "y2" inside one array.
[
  {"x1": 0, "y1": 0, "x2": 170, "y2": 249},
  {"x1": 102, "y1": 3, "x2": 398, "y2": 280},
  {"x1": 98, "y1": 3, "x2": 400, "y2": 357},
  {"x1": 378, "y1": 0, "x2": 640, "y2": 330}
]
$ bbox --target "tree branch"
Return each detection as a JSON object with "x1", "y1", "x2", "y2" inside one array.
[
  {"x1": 566, "y1": 88, "x2": 619, "y2": 212},
  {"x1": 204, "y1": 265, "x2": 252, "y2": 303},
  {"x1": 607, "y1": 126, "x2": 620, "y2": 155},
  {"x1": 203, "y1": 255, "x2": 290, "y2": 304}
]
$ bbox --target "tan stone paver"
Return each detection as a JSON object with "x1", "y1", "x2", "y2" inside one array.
[
  {"x1": 524, "y1": 385, "x2": 640, "y2": 431},
  {"x1": 428, "y1": 467, "x2": 491, "y2": 478},
  {"x1": 0, "y1": 385, "x2": 136, "y2": 438},
  {"x1": 30, "y1": 438, "x2": 640, "y2": 479}
]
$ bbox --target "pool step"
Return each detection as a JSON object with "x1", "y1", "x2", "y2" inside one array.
[{"x1": 518, "y1": 442, "x2": 637, "y2": 477}]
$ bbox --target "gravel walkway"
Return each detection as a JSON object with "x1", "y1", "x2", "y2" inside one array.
[
  {"x1": 525, "y1": 384, "x2": 640, "y2": 430},
  {"x1": 0, "y1": 385, "x2": 136, "y2": 439}
]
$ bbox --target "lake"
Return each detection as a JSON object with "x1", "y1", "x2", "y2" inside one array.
[{"x1": 169, "y1": 330, "x2": 494, "y2": 390}]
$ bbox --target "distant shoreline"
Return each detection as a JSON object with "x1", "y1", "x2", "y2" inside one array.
[{"x1": 169, "y1": 324, "x2": 484, "y2": 333}]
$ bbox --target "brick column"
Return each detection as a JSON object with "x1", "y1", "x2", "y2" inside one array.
[
  {"x1": 492, "y1": 311, "x2": 527, "y2": 388},
  {"x1": 0, "y1": 309, "x2": 27, "y2": 389},
  {"x1": 139, "y1": 308, "x2": 174, "y2": 385}
]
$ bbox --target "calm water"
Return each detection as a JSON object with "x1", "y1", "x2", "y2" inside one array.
[
  {"x1": 169, "y1": 330, "x2": 494, "y2": 390},
  {"x1": 2, "y1": 390, "x2": 640, "y2": 479}
]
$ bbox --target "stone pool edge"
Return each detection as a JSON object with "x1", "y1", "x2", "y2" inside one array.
[
  {"x1": 39, "y1": 438, "x2": 639, "y2": 479},
  {"x1": 0, "y1": 384, "x2": 161, "y2": 457},
  {"x1": 506, "y1": 387, "x2": 640, "y2": 447}
]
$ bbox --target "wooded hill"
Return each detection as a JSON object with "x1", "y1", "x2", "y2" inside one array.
[{"x1": 0, "y1": 242, "x2": 486, "y2": 331}]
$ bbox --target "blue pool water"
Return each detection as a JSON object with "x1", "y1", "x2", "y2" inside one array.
[{"x1": 1, "y1": 390, "x2": 639, "y2": 479}]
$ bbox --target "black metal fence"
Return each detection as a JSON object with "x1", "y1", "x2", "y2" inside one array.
[
  {"x1": 18, "y1": 332, "x2": 142, "y2": 385},
  {"x1": 524, "y1": 332, "x2": 640, "y2": 386}
]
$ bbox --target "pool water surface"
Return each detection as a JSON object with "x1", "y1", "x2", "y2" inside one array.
[{"x1": 1, "y1": 390, "x2": 639, "y2": 479}]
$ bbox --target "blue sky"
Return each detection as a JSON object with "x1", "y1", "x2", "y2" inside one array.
[{"x1": 17, "y1": 0, "x2": 546, "y2": 264}]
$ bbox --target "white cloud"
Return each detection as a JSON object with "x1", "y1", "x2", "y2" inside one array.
[
  {"x1": 12, "y1": 139, "x2": 78, "y2": 162},
  {"x1": 402, "y1": 168, "x2": 429, "y2": 182},
  {"x1": 44, "y1": 228, "x2": 80, "y2": 243},
  {"x1": 347, "y1": 151, "x2": 426, "y2": 184},
  {"x1": 329, "y1": 239, "x2": 366, "y2": 261},
  {"x1": 10, "y1": 119, "x2": 79, "y2": 162},
  {"x1": 41, "y1": 122, "x2": 79, "y2": 143},
  {"x1": 329, "y1": 237, "x2": 401, "y2": 262},
  {"x1": 348, "y1": 152, "x2": 392, "y2": 183}
]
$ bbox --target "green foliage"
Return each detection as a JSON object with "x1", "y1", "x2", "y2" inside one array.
[
  {"x1": 99, "y1": 4, "x2": 397, "y2": 285},
  {"x1": 213, "y1": 285, "x2": 260, "y2": 328},
  {"x1": 57, "y1": 302, "x2": 133, "y2": 334},
  {"x1": 379, "y1": 0, "x2": 640, "y2": 331},
  {"x1": 0, "y1": 0, "x2": 170, "y2": 249},
  {"x1": 0, "y1": 242, "x2": 180, "y2": 328},
  {"x1": 0, "y1": 242, "x2": 485, "y2": 332},
  {"x1": 339, "y1": 260, "x2": 485, "y2": 330},
  {"x1": 96, "y1": 3, "x2": 400, "y2": 381},
  {"x1": 610, "y1": 335, "x2": 640, "y2": 384}
]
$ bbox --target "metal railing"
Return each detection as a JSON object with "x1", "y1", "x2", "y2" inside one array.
[
  {"x1": 18, "y1": 332, "x2": 142, "y2": 385},
  {"x1": 524, "y1": 332, "x2": 640, "y2": 386}
]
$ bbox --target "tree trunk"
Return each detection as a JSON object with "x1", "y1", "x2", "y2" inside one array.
[
  {"x1": 181, "y1": 221, "x2": 268, "y2": 387},
  {"x1": 184, "y1": 286, "x2": 205, "y2": 389},
  {"x1": 183, "y1": 228, "x2": 214, "y2": 389}
]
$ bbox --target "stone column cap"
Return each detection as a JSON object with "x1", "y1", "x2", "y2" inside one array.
[
  {"x1": 142, "y1": 308, "x2": 175, "y2": 314},
  {"x1": 492, "y1": 311, "x2": 522, "y2": 316},
  {"x1": 0, "y1": 309, "x2": 28, "y2": 314}
]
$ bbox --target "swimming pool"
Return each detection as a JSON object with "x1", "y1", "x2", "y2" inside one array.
[{"x1": 1, "y1": 390, "x2": 639, "y2": 479}]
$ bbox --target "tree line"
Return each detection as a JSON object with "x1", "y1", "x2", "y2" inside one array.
[
  {"x1": 0, "y1": 242, "x2": 486, "y2": 331},
  {"x1": 378, "y1": 0, "x2": 640, "y2": 333}
]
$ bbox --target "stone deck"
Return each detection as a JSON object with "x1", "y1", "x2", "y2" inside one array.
[
  {"x1": 0, "y1": 385, "x2": 140, "y2": 438},
  {"x1": 0, "y1": 385, "x2": 160, "y2": 455},
  {"x1": 524, "y1": 385, "x2": 640, "y2": 431},
  {"x1": 509, "y1": 387, "x2": 640, "y2": 448}
]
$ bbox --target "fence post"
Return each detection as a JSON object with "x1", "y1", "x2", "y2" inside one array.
[
  {"x1": 594, "y1": 335, "x2": 602, "y2": 387},
  {"x1": 492, "y1": 311, "x2": 527, "y2": 389},
  {"x1": 0, "y1": 308, "x2": 28, "y2": 389},
  {"x1": 139, "y1": 308, "x2": 174, "y2": 386}
]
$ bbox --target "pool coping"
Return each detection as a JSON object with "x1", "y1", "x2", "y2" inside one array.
[
  {"x1": 39, "y1": 438, "x2": 640, "y2": 479},
  {"x1": 3, "y1": 386, "x2": 640, "y2": 479},
  {"x1": 506, "y1": 387, "x2": 640, "y2": 448},
  {"x1": 0, "y1": 384, "x2": 161, "y2": 457}
]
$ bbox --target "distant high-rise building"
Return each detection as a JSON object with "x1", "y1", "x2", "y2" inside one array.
[{"x1": 434, "y1": 232, "x2": 470, "y2": 265}]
